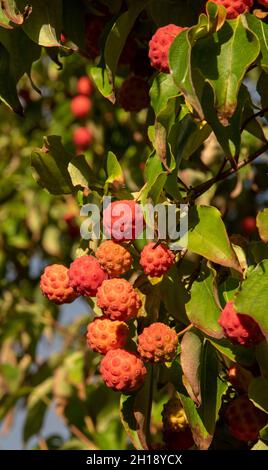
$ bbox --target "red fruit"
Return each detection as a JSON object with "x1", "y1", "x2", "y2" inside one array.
[
  {"x1": 102, "y1": 199, "x2": 144, "y2": 242},
  {"x1": 77, "y1": 76, "x2": 94, "y2": 96},
  {"x1": 70, "y1": 95, "x2": 91, "y2": 119},
  {"x1": 118, "y1": 76, "x2": 150, "y2": 112},
  {"x1": 96, "y1": 278, "x2": 141, "y2": 321},
  {"x1": 72, "y1": 127, "x2": 93, "y2": 150},
  {"x1": 207, "y1": 0, "x2": 253, "y2": 19},
  {"x1": 40, "y1": 264, "x2": 78, "y2": 305},
  {"x1": 227, "y1": 364, "x2": 252, "y2": 392},
  {"x1": 163, "y1": 428, "x2": 194, "y2": 450},
  {"x1": 100, "y1": 348, "x2": 147, "y2": 392},
  {"x1": 96, "y1": 240, "x2": 133, "y2": 277},
  {"x1": 60, "y1": 33, "x2": 66, "y2": 44},
  {"x1": 219, "y1": 301, "x2": 264, "y2": 347},
  {"x1": 138, "y1": 322, "x2": 178, "y2": 363},
  {"x1": 85, "y1": 15, "x2": 105, "y2": 59},
  {"x1": 140, "y1": 242, "x2": 175, "y2": 277},
  {"x1": 86, "y1": 317, "x2": 129, "y2": 354},
  {"x1": 258, "y1": 0, "x2": 268, "y2": 6},
  {"x1": 241, "y1": 216, "x2": 256, "y2": 235},
  {"x1": 225, "y1": 395, "x2": 268, "y2": 441},
  {"x1": 148, "y1": 24, "x2": 187, "y2": 73},
  {"x1": 64, "y1": 213, "x2": 80, "y2": 239},
  {"x1": 68, "y1": 255, "x2": 107, "y2": 297}
]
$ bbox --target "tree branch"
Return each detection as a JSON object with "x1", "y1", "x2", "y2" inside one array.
[
  {"x1": 241, "y1": 106, "x2": 268, "y2": 132},
  {"x1": 188, "y1": 142, "x2": 268, "y2": 201}
]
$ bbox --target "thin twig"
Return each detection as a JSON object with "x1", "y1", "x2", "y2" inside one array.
[
  {"x1": 241, "y1": 106, "x2": 268, "y2": 132},
  {"x1": 177, "y1": 323, "x2": 193, "y2": 337},
  {"x1": 189, "y1": 142, "x2": 268, "y2": 200}
]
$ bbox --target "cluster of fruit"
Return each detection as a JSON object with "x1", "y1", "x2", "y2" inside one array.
[
  {"x1": 40, "y1": 195, "x2": 267, "y2": 443},
  {"x1": 70, "y1": 76, "x2": 94, "y2": 152},
  {"x1": 40, "y1": 200, "x2": 178, "y2": 393}
]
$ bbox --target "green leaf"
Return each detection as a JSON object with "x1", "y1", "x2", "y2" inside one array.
[
  {"x1": 160, "y1": 266, "x2": 189, "y2": 324},
  {"x1": 173, "y1": 344, "x2": 228, "y2": 450},
  {"x1": 104, "y1": 0, "x2": 147, "y2": 87},
  {"x1": 251, "y1": 439, "x2": 268, "y2": 450},
  {"x1": 249, "y1": 377, "x2": 268, "y2": 414},
  {"x1": 208, "y1": 337, "x2": 255, "y2": 366},
  {"x1": 234, "y1": 260, "x2": 268, "y2": 339},
  {"x1": 62, "y1": 0, "x2": 87, "y2": 50},
  {"x1": 150, "y1": 73, "x2": 180, "y2": 118},
  {"x1": 179, "y1": 205, "x2": 241, "y2": 272},
  {"x1": 186, "y1": 262, "x2": 223, "y2": 338},
  {"x1": 256, "y1": 341, "x2": 268, "y2": 379},
  {"x1": 171, "y1": 115, "x2": 211, "y2": 163},
  {"x1": 19, "y1": 0, "x2": 62, "y2": 46},
  {"x1": 249, "y1": 241, "x2": 268, "y2": 264},
  {"x1": 192, "y1": 17, "x2": 259, "y2": 124},
  {"x1": 1, "y1": 0, "x2": 30, "y2": 25},
  {"x1": 106, "y1": 151, "x2": 123, "y2": 185},
  {"x1": 0, "y1": 42, "x2": 22, "y2": 112},
  {"x1": 0, "y1": 27, "x2": 41, "y2": 82},
  {"x1": 90, "y1": 66, "x2": 114, "y2": 102},
  {"x1": 120, "y1": 366, "x2": 152, "y2": 451},
  {"x1": 257, "y1": 209, "x2": 268, "y2": 243},
  {"x1": 23, "y1": 400, "x2": 47, "y2": 443},
  {"x1": 218, "y1": 277, "x2": 240, "y2": 304},
  {"x1": 246, "y1": 14, "x2": 268, "y2": 74},
  {"x1": 31, "y1": 135, "x2": 74, "y2": 195},
  {"x1": 68, "y1": 155, "x2": 96, "y2": 189},
  {"x1": 180, "y1": 329, "x2": 203, "y2": 404},
  {"x1": 139, "y1": 152, "x2": 167, "y2": 204}
]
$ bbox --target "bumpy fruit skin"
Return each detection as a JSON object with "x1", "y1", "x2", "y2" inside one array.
[
  {"x1": 162, "y1": 397, "x2": 188, "y2": 432},
  {"x1": 138, "y1": 322, "x2": 178, "y2": 363},
  {"x1": 96, "y1": 240, "x2": 133, "y2": 277},
  {"x1": 70, "y1": 95, "x2": 91, "y2": 119},
  {"x1": 68, "y1": 256, "x2": 107, "y2": 297},
  {"x1": 118, "y1": 76, "x2": 150, "y2": 112},
  {"x1": 148, "y1": 24, "x2": 187, "y2": 73},
  {"x1": 96, "y1": 278, "x2": 141, "y2": 321},
  {"x1": 225, "y1": 395, "x2": 268, "y2": 441},
  {"x1": 219, "y1": 301, "x2": 264, "y2": 346},
  {"x1": 100, "y1": 348, "x2": 147, "y2": 392},
  {"x1": 140, "y1": 242, "x2": 175, "y2": 277},
  {"x1": 103, "y1": 199, "x2": 144, "y2": 241},
  {"x1": 86, "y1": 317, "x2": 129, "y2": 354},
  {"x1": 73, "y1": 127, "x2": 93, "y2": 150},
  {"x1": 77, "y1": 76, "x2": 94, "y2": 96},
  {"x1": 227, "y1": 364, "x2": 252, "y2": 392},
  {"x1": 207, "y1": 0, "x2": 253, "y2": 19},
  {"x1": 40, "y1": 264, "x2": 78, "y2": 304}
]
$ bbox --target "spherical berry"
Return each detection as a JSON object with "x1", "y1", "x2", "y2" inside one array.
[
  {"x1": 219, "y1": 301, "x2": 264, "y2": 347},
  {"x1": 138, "y1": 322, "x2": 178, "y2": 363},
  {"x1": 40, "y1": 264, "x2": 78, "y2": 304},
  {"x1": 225, "y1": 395, "x2": 268, "y2": 441},
  {"x1": 207, "y1": 0, "x2": 253, "y2": 19},
  {"x1": 241, "y1": 216, "x2": 256, "y2": 235},
  {"x1": 96, "y1": 240, "x2": 133, "y2": 277},
  {"x1": 68, "y1": 255, "x2": 107, "y2": 297},
  {"x1": 102, "y1": 199, "x2": 144, "y2": 242},
  {"x1": 72, "y1": 127, "x2": 93, "y2": 151},
  {"x1": 140, "y1": 242, "x2": 175, "y2": 277},
  {"x1": 148, "y1": 24, "x2": 187, "y2": 73},
  {"x1": 118, "y1": 76, "x2": 150, "y2": 112},
  {"x1": 96, "y1": 278, "x2": 141, "y2": 321},
  {"x1": 100, "y1": 348, "x2": 147, "y2": 392},
  {"x1": 70, "y1": 95, "x2": 91, "y2": 119},
  {"x1": 86, "y1": 317, "x2": 129, "y2": 354},
  {"x1": 162, "y1": 397, "x2": 188, "y2": 432},
  {"x1": 227, "y1": 364, "x2": 252, "y2": 392},
  {"x1": 77, "y1": 76, "x2": 94, "y2": 96}
]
